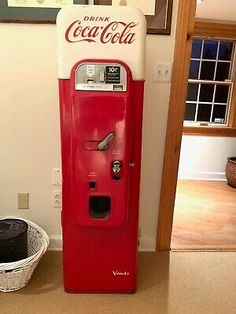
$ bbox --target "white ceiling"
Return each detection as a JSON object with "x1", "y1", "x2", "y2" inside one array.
[{"x1": 196, "y1": 0, "x2": 236, "y2": 23}]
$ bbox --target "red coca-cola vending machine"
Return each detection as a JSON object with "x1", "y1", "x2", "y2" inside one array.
[{"x1": 57, "y1": 5, "x2": 146, "y2": 293}]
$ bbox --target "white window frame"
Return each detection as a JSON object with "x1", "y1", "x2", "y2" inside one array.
[{"x1": 184, "y1": 37, "x2": 235, "y2": 127}]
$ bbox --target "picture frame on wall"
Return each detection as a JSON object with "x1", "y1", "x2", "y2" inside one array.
[
  {"x1": 0, "y1": 0, "x2": 88, "y2": 24},
  {"x1": 94, "y1": 0, "x2": 173, "y2": 35}
]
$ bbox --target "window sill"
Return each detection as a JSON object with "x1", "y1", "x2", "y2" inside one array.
[{"x1": 183, "y1": 126, "x2": 236, "y2": 137}]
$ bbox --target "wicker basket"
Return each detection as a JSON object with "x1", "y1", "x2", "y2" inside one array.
[
  {"x1": 226, "y1": 157, "x2": 236, "y2": 188},
  {"x1": 0, "y1": 217, "x2": 49, "y2": 292}
]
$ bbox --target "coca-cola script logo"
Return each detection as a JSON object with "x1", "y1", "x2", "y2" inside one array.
[{"x1": 65, "y1": 16, "x2": 137, "y2": 44}]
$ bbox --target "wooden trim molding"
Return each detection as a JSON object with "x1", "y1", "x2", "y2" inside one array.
[
  {"x1": 183, "y1": 126, "x2": 236, "y2": 137},
  {"x1": 194, "y1": 20, "x2": 236, "y2": 39},
  {"x1": 229, "y1": 81, "x2": 236, "y2": 127},
  {"x1": 156, "y1": 0, "x2": 196, "y2": 251}
]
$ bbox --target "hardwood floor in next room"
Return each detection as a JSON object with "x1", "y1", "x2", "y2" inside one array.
[{"x1": 171, "y1": 180, "x2": 236, "y2": 250}]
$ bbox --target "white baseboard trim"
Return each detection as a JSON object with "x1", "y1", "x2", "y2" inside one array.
[
  {"x1": 48, "y1": 235, "x2": 156, "y2": 252},
  {"x1": 49, "y1": 235, "x2": 62, "y2": 251},
  {"x1": 178, "y1": 171, "x2": 226, "y2": 181},
  {"x1": 138, "y1": 236, "x2": 156, "y2": 251}
]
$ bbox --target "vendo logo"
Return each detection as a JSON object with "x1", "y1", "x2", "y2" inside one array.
[
  {"x1": 112, "y1": 270, "x2": 130, "y2": 276},
  {"x1": 65, "y1": 16, "x2": 137, "y2": 45}
]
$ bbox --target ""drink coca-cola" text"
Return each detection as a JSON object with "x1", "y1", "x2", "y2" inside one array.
[{"x1": 65, "y1": 17, "x2": 137, "y2": 44}]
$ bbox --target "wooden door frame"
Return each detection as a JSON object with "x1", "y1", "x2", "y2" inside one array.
[{"x1": 156, "y1": 0, "x2": 197, "y2": 251}]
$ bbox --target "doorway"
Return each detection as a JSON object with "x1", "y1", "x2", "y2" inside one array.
[
  {"x1": 156, "y1": 0, "x2": 197, "y2": 251},
  {"x1": 156, "y1": 1, "x2": 236, "y2": 251}
]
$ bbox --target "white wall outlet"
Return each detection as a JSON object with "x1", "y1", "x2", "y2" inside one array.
[
  {"x1": 52, "y1": 168, "x2": 62, "y2": 186},
  {"x1": 18, "y1": 192, "x2": 29, "y2": 209},
  {"x1": 52, "y1": 190, "x2": 62, "y2": 208},
  {"x1": 154, "y1": 62, "x2": 172, "y2": 82}
]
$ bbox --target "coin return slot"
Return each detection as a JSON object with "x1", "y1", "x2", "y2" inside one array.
[
  {"x1": 89, "y1": 196, "x2": 111, "y2": 219},
  {"x1": 89, "y1": 181, "x2": 96, "y2": 189},
  {"x1": 87, "y1": 78, "x2": 95, "y2": 84}
]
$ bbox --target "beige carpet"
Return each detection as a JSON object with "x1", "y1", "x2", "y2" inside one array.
[{"x1": 1, "y1": 251, "x2": 236, "y2": 314}]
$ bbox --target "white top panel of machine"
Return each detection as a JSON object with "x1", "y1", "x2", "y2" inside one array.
[{"x1": 56, "y1": 5, "x2": 146, "y2": 80}]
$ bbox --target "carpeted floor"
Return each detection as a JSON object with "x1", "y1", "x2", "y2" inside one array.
[{"x1": 1, "y1": 251, "x2": 236, "y2": 314}]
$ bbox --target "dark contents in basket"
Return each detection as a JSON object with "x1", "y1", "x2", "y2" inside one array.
[{"x1": 0, "y1": 219, "x2": 28, "y2": 263}]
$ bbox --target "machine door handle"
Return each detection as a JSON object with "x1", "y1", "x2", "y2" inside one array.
[{"x1": 97, "y1": 132, "x2": 115, "y2": 151}]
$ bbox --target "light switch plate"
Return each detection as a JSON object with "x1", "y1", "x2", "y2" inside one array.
[
  {"x1": 154, "y1": 62, "x2": 172, "y2": 82},
  {"x1": 52, "y1": 168, "x2": 62, "y2": 186}
]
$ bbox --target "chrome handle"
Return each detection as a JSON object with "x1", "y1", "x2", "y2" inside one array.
[{"x1": 97, "y1": 132, "x2": 115, "y2": 151}]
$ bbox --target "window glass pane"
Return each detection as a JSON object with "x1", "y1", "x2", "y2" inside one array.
[
  {"x1": 185, "y1": 103, "x2": 196, "y2": 121},
  {"x1": 200, "y1": 61, "x2": 215, "y2": 80},
  {"x1": 199, "y1": 84, "x2": 214, "y2": 102},
  {"x1": 212, "y1": 105, "x2": 227, "y2": 123},
  {"x1": 215, "y1": 85, "x2": 229, "y2": 103},
  {"x1": 191, "y1": 39, "x2": 202, "y2": 59},
  {"x1": 197, "y1": 103, "x2": 212, "y2": 122},
  {"x1": 219, "y1": 41, "x2": 233, "y2": 60},
  {"x1": 187, "y1": 37, "x2": 234, "y2": 126},
  {"x1": 203, "y1": 40, "x2": 218, "y2": 59},
  {"x1": 189, "y1": 60, "x2": 200, "y2": 79},
  {"x1": 187, "y1": 83, "x2": 199, "y2": 101},
  {"x1": 215, "y1": 62, "x2": 230, "y2": 81}
]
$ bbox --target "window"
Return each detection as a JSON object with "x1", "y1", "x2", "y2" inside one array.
[
  {"x1": 185, "y1": 38, "x2": 235, "y2": 125},
  {"x1": 182, "y1": 21, "x2": 236, "y2": 136}
]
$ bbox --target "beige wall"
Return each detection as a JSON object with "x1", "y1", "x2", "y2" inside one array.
[
  {"x1": 0, "y1": 2, "x2": 179, "y2": 251},
  {"x1": 140, "y1": 16, "x2": 178, "y2": 249},
  {"x1": 195, "y1": 0, "x2": 236, "y2": 23}
]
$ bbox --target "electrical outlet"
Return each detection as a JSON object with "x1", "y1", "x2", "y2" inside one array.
[
  {"x1": 52, "y1": 190, "x2": 62, "y2": 208},
  {"x1": 18, "y1": 193, "x2": 29, "y2": 209}
]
